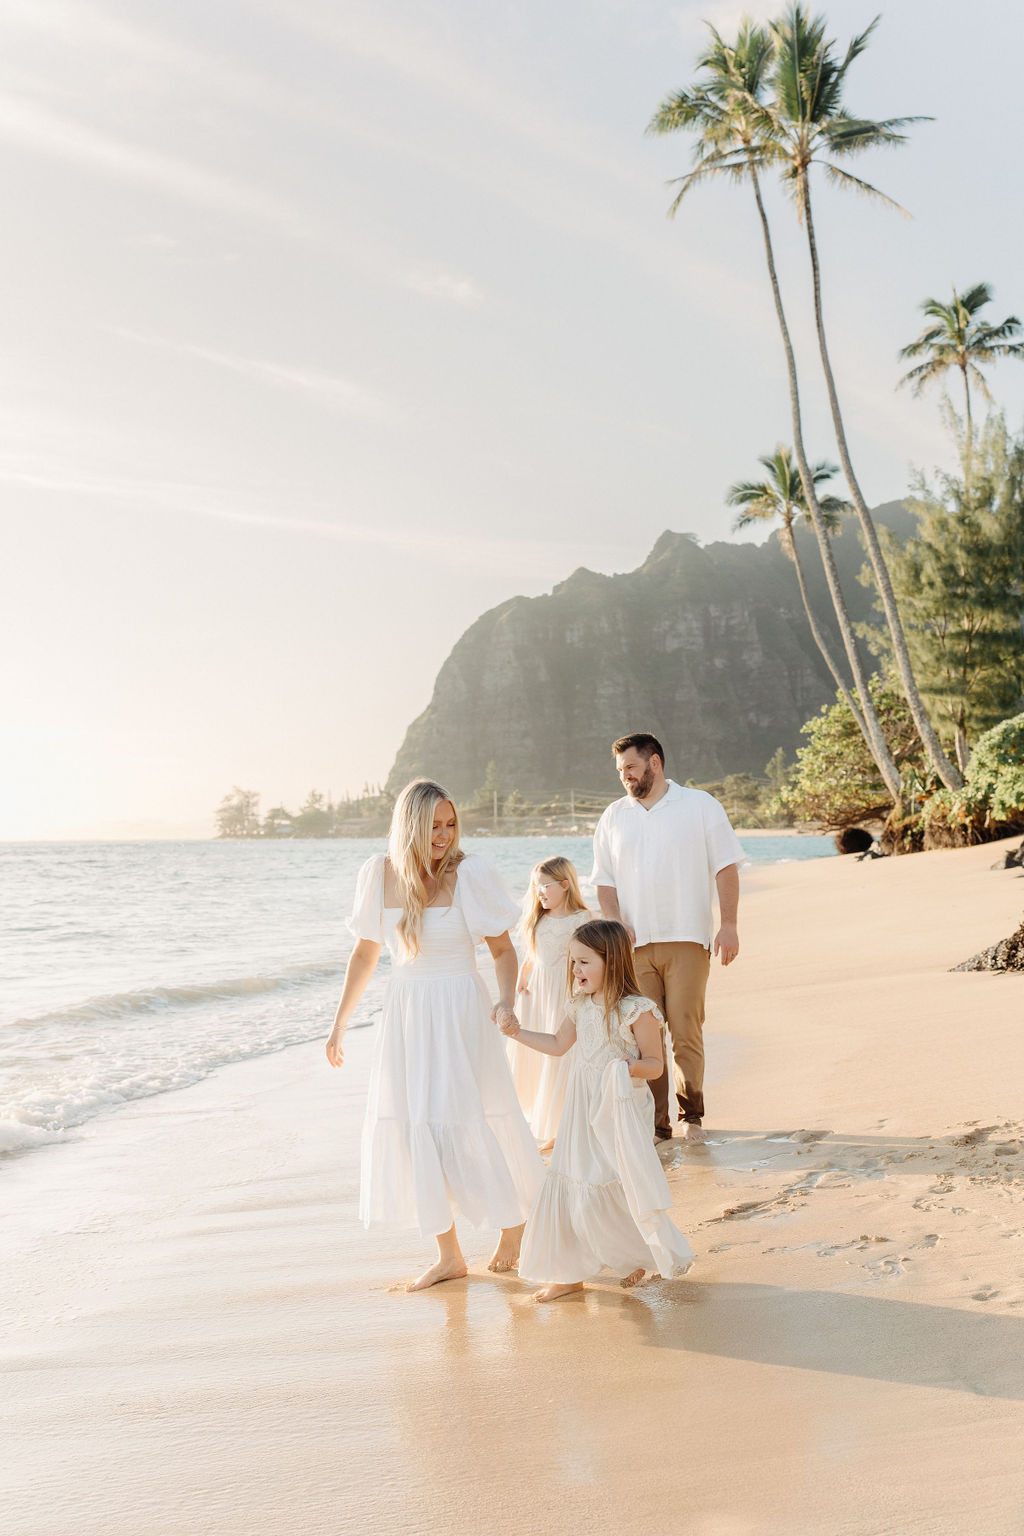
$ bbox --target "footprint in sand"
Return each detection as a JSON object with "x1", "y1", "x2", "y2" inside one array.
[
  {"x1": 763, "y1": 1130, "x2": 832, "y2": 1144},
  {"x1": 972, "y1": 1286, "x2": 999, "y2": 1302},
  {"x1": 953, "y1": 1125, "x2": 997, "y2": 1147},
  {"x1": 715, "y1": 1199, "x2": 771, "y2": 1221},
  {"x1": 915, "y1": 1233, "x2": 941, "y2": 1249},
  {"x1": 864, "y1": 1255, "x2": 904, "y2": 1280}
]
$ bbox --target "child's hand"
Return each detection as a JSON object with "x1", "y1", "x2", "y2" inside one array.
[{"x1": 496, "y1": 1007, "x2": 520, "y2": 1037}]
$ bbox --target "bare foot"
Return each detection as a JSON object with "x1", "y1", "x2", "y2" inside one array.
[
  {"x1": 533, "y1": 1282, "x2": 584, "y2": 1302},
  {"x1": 406, "y1": 1257, "x2": 468, "y2": 1292},
  {"x1": 620, "y1": 1267, "x2": 646, "y2": 1289},
  {"x1": 681, "y1": 1123, "x2": 706, "y2": 1144},
  {"x1": 488, "y1": 1223, "x2": 525, "y2": 1273}
]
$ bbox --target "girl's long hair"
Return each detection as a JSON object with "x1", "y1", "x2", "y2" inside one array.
[
  {"x1": 567, "y1": 919, "x2": 641, "y2": 1025},
  {"x1": 520, "y1": 856, "x2": 589, "y2": 957},
  {"x1": 387, "y1": 778, "x2": 464, "y2": 959}
]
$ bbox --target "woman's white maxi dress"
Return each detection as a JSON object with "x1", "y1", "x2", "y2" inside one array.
[
  {"x1": 518, "y1": 994, "x2": 694, "y2": 1283},
  {"x1": 349, "y1": 853, "x2": 545, "y2": 1237},
  {"x1": 509, "y1": 908, "x2": 593, "y2": 1142}
]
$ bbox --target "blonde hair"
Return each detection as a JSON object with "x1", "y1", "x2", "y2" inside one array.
[
  {"x1": 521, "y1": 857, "x2": 588, "y2": 958},
  {"x1": 387, "y1": 779, "x2": 464, "y2": 959},
  {"x1": 567, "y1": 919, "x2": 642, "y2": 1029}
]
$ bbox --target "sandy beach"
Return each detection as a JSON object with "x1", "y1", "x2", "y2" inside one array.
[{"x1": 4, "y1": 837, "x2": 1024, "y2": 1536}]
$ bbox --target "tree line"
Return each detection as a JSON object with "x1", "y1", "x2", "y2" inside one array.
[{"x1": 215, "y1": 756, "x2": 808, "y2": 840}]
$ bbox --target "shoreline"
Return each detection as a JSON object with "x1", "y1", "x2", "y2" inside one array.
[
  {"x1": 4, "y1": 836, "x2": 1023, "y2": 1534},
  {"x1": 3, "y1": 825, "x2": 832, "y2": 845}
]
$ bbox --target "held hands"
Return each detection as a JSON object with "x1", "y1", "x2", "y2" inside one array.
[
  {"x1": 325, "y1": 1029, "x2": 345, "y2": 1067},
  {"x1": 491, "y1": 1002, "x2": 520, "y2": 1037},
  {"x1": 713, "y1": 923, "x2": 740, "y2": 966}
]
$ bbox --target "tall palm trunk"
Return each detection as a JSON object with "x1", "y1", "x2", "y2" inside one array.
[
  {"x1": 783, "y1": 524, "x2": 869, "y2": 737},
  {"x1": 801, "y1": 183, "x2": 963, "y2": 792},
  {"x1": 954, "y1": 705, "x2": 970, "y2": 774},
  {"x1": 960, "y1": 361, "x2": 974, "y2": 487},
  {"x1": 749, "y1": 170, "x2": 902, "y2": 798}
]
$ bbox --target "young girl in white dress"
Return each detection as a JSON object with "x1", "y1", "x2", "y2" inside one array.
[
  {"x1": 499, "y1": 918, "x2": 694, "y2": 1302},
  {"x1": 509, "y1": 857, "x2": 592, "y2": 1149},
  {"x1": 326, "y1": 779, "x2": 544, "y2": 1292}
]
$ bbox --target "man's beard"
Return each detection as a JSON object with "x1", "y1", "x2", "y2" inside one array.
[{"x1": 626, "y1": 764, "x2": 655, "y2": 799}]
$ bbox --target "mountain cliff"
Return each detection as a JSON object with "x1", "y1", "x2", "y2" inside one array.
[{"x1": 386, "y1": 505, "x2": 913, "y2": 797}]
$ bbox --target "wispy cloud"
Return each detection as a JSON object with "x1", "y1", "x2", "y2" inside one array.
[
  {"x1": 0, "y1": 464, "x2": 637, "y2": 579},
  {"x1": 401, "y1": 270, "x2": 485, "y2": 307},
  {"x1": 255, "y1": 0, "x2": 645, "y2": 190},
  {"x1": 113, "y1": 330, "x2": 393, "y2": 420},
  {"x1": 0, "y1": 93, "x2": 299, "y2": 226}
]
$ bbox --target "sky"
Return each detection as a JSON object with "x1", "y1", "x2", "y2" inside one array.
[{"x1": 4, "y1": 0, "x2": 1024, "y2": 838}]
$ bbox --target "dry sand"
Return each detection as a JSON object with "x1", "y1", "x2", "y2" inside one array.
[{"x1": 3, "y1": 838, "x2": 1024, "y2": 1536}]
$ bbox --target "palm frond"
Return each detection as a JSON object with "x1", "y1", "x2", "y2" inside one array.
[
  {"x1": 896, "y1": 356, "x2": 955, "y2": 395},
  {"x1": 957, "y1": 281, "x2": 994, "y2": 314},
  {"x1": 971, "y1": 316, "x2": 1023, "y2": 346},
  {"x1": 823, "y1": 112, "x2": 929, "y2": 157},
  {"x1": 820, "y1": 160, "x2": 909, "y2": 214},
  {"x1": 965, "y1": 363, "x2": 995, "y2": 403}
]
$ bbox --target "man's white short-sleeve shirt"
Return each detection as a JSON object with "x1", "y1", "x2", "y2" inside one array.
[{"x1": 590, "y1": 780, "x2": 745, "y2": 949}]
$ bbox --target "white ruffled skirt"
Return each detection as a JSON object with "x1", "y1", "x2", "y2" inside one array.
[
  {"x1": 519, "y1": 1057, "x2": 694, "y2": 1283},
  {"x1": 508, "y1": 962, "x2": 572, "y2": 1142},
  {"x1": 360, "y1": 969, "x2": 545, "y2": 1236}
]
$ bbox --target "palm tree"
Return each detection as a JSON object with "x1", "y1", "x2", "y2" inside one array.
[
  {"x1": 898, "y1": 283, "x2": 1024, "y2": 476},
  {"x1": 759, "y1": 4, "x2": 962, "y2": 792},
  {"x1": 727, "y1": 446, "x2": 865, "y2": 726},
  {"x1": 647, "y1": 20, "x2": 902, "y2": 798}
]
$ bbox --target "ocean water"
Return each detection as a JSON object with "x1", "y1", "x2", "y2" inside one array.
[{"x1": 0, "y1": 833, "x2": 834, "y2": 1159}]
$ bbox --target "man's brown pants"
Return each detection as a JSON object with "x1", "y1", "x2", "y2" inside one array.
[{"x1": 633, "y1": 941, "x2": 711, "y2": 1128}]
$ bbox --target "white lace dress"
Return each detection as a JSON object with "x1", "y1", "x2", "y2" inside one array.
[
  {"x1": 509, "y1": 908, "x2": 593, "y2": 1142},
  {"x1": 349, "y1": 853, "x2": 545, "y2": 1238},
  {"x1": 518, "y1": 994, "x2": 695, "y2": 1283}
]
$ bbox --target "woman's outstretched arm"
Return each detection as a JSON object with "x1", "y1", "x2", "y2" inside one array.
[
  {"x1": 326, "y1": 939, "x2": 382, "y2": 1066},
  {"x1": 500, "y1": 1014, "x2": 577, "y2": 1057}
]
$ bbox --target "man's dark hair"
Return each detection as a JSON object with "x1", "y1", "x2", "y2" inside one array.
[{"x1": 612, "y1": 732, "x2": 665, "y2": 766}]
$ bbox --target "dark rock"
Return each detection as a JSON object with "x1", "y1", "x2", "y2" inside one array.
[
  {"x1": 952, "y1": 916, "x2": 1024, "y2": 972},
  {"x1": 835, "y1": 826, "x2": 874, "y2": 855}
]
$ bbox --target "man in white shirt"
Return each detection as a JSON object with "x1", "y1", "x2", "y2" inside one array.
[{"x1": 591, "y1": 732, "x2": 745, "y2": 1141}]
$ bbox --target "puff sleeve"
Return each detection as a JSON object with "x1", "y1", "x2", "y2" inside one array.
[
  {"x1": 616, "y1": 994, "x2": 665, "y2": 1057},
  {"x1": 346, "y1": 854, "x2": 385, "y2": 943},
  {"x1": 456, "y1": 854, "x2": 520, "y2": 944}
]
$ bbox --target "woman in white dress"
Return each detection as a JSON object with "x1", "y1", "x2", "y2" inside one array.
[
  {"x1": 501, "y1": 918, "x2": 694, "y2": 1302},
  {"x1": 326, "y1": 779, "x2": 544, "y2": 1291},
  {"x1": 510, "y1": 857, "x2": 592, "y2": 1148}
]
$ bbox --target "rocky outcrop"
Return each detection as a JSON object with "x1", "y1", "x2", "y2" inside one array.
[
  {"x1": 387, "y1": 506, "x2": 914, "y2": 799},
  {"x1": 952, "y1": 916, "x2": 1024, "y2": 972}
]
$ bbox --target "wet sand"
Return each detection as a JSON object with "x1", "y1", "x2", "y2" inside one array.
[{"x1": 3, "y1": 837, "x2": 1024, "y2": 1535}]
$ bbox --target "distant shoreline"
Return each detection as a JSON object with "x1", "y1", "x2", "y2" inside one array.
[{"x1": 4, "y1": 825, "x2": 830, "y2": 846}]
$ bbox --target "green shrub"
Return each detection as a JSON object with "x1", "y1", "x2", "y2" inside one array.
[
  {"x1": 915, "y1": 713, "x2": 1024, "y2": 844},
  {"x1": 965, "y1": 713, "x2": 1024, "y2": 821},
  {"x1": 780, "y1": 676, "x2": 926, "y2": 830}
]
